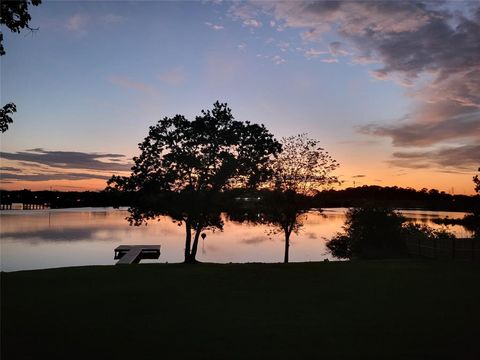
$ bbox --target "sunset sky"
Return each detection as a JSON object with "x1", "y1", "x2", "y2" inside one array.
[{"x1": 1, "y1": 0, "x2": 479, "y2": 194}]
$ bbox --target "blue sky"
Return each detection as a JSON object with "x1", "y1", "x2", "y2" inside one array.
[{"x1": 1, "y1": 1, "x2": 478, "y2": 193}]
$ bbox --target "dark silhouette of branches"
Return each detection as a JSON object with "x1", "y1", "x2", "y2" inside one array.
[
  {"x1": 326, "y1": 207, "x2": 457, "y2": 259},
  {"x1": 1, "y1": 0, "x2": 41, "y2": 133},
  {"x1": 269, "y1": 133, "x2": 339, "y2": 195},
  {"x1": 474, "y1": 167, "x2": 480, "y2": 194},
  {"x1": 0, "y1": 0, "x2": 41, "y2": 55},
  {"x1": 326, "y1": 207, "x2": 408, "y2": 259},
  {"x1": 266, "y1": 134, "x2": 339, "y2": 263},
  {"x1": 108, "y1": 102, "x2": 281, "y2": 263},
  {"x1": 0, "y1": 102, "x2": 16, "y2": 133}
]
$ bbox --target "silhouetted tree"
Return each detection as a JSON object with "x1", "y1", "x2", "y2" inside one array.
[
  {"x1": 108, "y1": 102, "x2": 281, "y2": 263},
  {"x1": 226, "y1": 191, "x2": 310, "y2": 263},
  {"x1": 267, "y1": 134, "x2": 339, "y2": 263},
  {"x1": 270, "y1": 134, "x2": 339, "y2": 194},
  {"x1": 1, "y1": 0, "x2": 41, "y2": 132},
  {"x1": 470, "y1": 168, "x2": 480, "y2": 237},
  {"x1": 474, "y1": 167, "x2": 480, "y2": 194},
  {"x1": 264, "y1": 191, "x2": 308, "y2": 263}
]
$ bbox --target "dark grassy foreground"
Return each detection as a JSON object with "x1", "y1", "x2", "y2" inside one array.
[{"x1": 2, "y1": 260, "x2": 480, "y2": 360}]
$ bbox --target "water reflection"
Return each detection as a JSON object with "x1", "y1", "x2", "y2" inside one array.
[
  {"x1": 0, "y1": 207, "x2": 473, "y2": 271},
  {"x1": 2, "y1": 228, "x2": 103, "y2": 242}
]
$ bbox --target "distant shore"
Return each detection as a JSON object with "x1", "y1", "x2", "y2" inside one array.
[{"x1": 2, "y1": 186, "x2": 479, "y2": 213}]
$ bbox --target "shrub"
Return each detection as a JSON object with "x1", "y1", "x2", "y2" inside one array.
[
  {"x1": 326, "y1": 207, "x2": 408, "y2": 259},
  {"x1": 402, "y1": 223, "x2": 456, "y2": 244},
  {"x1": 326, "y1": 207, "x2": 458, "y2": 259}
]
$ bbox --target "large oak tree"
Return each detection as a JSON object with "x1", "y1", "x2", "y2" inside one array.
[{"x1": 108, "y1": 102, "x2": 281, "y2": 263}]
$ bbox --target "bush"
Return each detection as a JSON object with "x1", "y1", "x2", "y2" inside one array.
[
  {"x1": 433, "y1": 214, "x2": 479, "y2": 239},
  {"x1": 326, "y1": 207, "x2": 408, "y2": 259},
  {"x1": 402, "y1": 223, "x2": 456, "y2": 244},
  {"x1": 326, "y1": 207, "x2": 458, "y2": 260}
]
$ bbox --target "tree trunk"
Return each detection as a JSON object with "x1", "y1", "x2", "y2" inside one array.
[
  {"x1": 190, "y1": 225, "x2": 202, "y2": 262},
  {"x1": 184, "y1": 220, "x2": 192, "y2": 263},
  {"x1": 284, "y1": 228, "x2": 290, "y2": 264}
]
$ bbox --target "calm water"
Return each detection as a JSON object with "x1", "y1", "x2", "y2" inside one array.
[{"x1": 0, "y1": 207, "x2": 473, "y2": 271}]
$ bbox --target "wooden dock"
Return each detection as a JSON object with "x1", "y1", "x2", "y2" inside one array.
[{"x1": 114, "y1": 245, "x2": 161, "y2": 265}]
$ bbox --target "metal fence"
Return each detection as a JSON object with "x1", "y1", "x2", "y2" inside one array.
[{"x1": 406, "y1": 237, "x2": 480, "y2": 262}]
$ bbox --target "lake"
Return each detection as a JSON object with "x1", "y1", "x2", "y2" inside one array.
[{"x1": 0, "y1": 207, "x2": 473, "y2": 271}]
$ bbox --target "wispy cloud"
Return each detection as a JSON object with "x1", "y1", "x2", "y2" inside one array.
[
  {"x1": 243, "y1": 19, "x2": 262, "y2": 28},
  {"x1": 228, "y1": 2, "x2": 260, "y2": 22},
  {"x1": 66, "y1": 13, "x2": 89, "y2": 34},
  {"x1": 304, "y1": 48, "x2": 328, "y2": 59},
  {"x1": 109, "y1": 75, "x2": 157, "y2": 94},
  {"x1": 66, "y1": 12, "x2": 125, "y2": 36},
  {"x1": 237, "y1": 43, "x2": 247, "y2": 51},
  {"x1": 0, "y1": 148, "x2": 132, "y2": 186},
  {"x1": 0, "y1": 166, "x2": 21, "y2": 172},
  {"x1": 328, "y1": 41, "x2": 349, "y2": 56},
  {"x1": 389, "y1": 144, "x2": 480, "y2": 171},
  {"x1": 272, "y1": 55, "x2": 286, "y2": 65},
  {"x1": 205, "y1": 22, "x2": 224, "y2": 31},
  {"x1": 0, "y1": 148, "x2": 132, "y2": 172},
  {"x1": 0, "y1": 172, "x2": 111, "y2": 182},
  {"x1": 321, "y1": 58, "x2": 338, "y2": 64},
  {"x1": 360, "y1": 112, "x2": 480, "y2": 147}
]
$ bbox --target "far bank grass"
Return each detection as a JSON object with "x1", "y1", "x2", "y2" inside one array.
[{"x1": 2, "y1": 260, "x2": 479, "y2": 360}]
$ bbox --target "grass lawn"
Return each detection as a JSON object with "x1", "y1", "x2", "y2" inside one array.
[{"x1": 2, "y1": 260, "x2": 479, "y2": 359}]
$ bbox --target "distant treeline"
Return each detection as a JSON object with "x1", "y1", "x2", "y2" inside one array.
[
  {"x1": 1, "y1": 186, "x2": 478, "y2": 212},
  {"x1": 313, "y1": 186, "x2": 479, "y2": 212},
  {"x1": 0, "y1": 189, "x2": 133, "y2": 209}
]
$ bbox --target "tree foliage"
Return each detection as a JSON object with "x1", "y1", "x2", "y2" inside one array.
[
  {"x1": 0, "y1": 0, "x2": 41, "y2": 55},
  {"x1": 0, "y1": 102, "x2": 16, "y2": 133},
  {"x1": 227, "y1": 190, "x2": 310, "y2": 263},
  {"x1": 326, "y1": 207, "x2": 457, "y2": 259},
  {"x1": 403, "y1": 222, "x2": 457, "y2": 246},
  {"x1": 326, "y1": 207, "x2": 409, "y2": 259},
  {"x1": 108, "y1": 102, "x2": 281, "y2": 263},
  {"x1": 269, "y1": 133, "x2": 339, "y2": 195},
  {"x1": 110, "y1": 102, "x2": 281, "y2": 195},
  {"x1": 474, "y1": 167, "x2": 480, "y2": 194},
  {"x1": 264, "y1": 133, "x2": 339, "y2": 262},
  {"x1": 1, "y1": 0, "x2": 41, "y2": 133}
]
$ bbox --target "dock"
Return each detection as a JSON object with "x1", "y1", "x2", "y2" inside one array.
[
  {"x1": 114, "y1": 245, "x2": 161, "y2": 265},
  {"x1": 0, "y1": 203, "x2": 50, "y2": 210}
]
